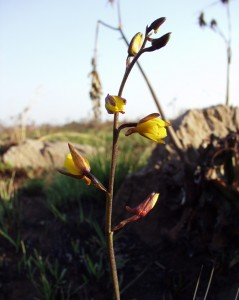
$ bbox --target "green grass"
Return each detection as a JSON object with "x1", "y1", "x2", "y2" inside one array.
[
  {"x1": 45, "y1": 132, "x2": 153, "y2": 212},
  {"x1": 0, "y1": 123, "x2": 158, "y2": 299},
  {"x1": 39, "y1": 131, "x2": 107, "y2": 146}
]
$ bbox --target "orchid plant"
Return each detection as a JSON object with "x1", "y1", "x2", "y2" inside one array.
[{"x1": 60, "y1": 17, "x2": 171, "y2": 300}]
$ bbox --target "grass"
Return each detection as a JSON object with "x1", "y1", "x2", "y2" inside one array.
[
  {"x1": 0, "y1": 126, "x2": 154, "y2": 299},
  {"x1": 1, "y1": 124, "x2": 237, "y2": 299}
]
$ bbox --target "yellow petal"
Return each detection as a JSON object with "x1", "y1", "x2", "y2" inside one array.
[
  {"x1": 128, "y1": 32, "x2": 143, "y2": 56},
  {"x1": 136, "y1": 118, "x2": 169, "y2": 143},
  {"x1": 68, "y1": 143, "x2": 90, "y2": 172},
  {"x1": 83, "y1": 176, "x2": 91, "y2": 185},
  {"x1": 64, "y1": 153, "x2": 83, "y2": 175},
  {"x1": 105, "y1": 94, "x2": 126, "y2": 114},
  {"x1": 140, "y1": 131, "x2": 166, "y2": 144}
]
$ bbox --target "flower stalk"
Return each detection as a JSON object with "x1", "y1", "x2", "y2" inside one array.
[
  {"x1": 105, "y1": 22, "x2": 170, "y2": 299},
  {"x1": 61, "y1": 17, "x2": 171, "y2": 300},
  {"x1": 105, "y1": 32, "x2": 149, "y2": 300}
]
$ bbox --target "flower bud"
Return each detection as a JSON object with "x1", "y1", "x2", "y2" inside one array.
[
  {"x1": 60, "y1": 143, "x2": 92, "y2": 185},
  {"x1": 113, "y1": 192, "x2": 160, "y2": 231},
  {"x1": 125, "y1": 113, "x2": 170, "y2": 144},
  {"x1": 199, "y1": 12, "x2": 207, "y2": 27},
  {"x1": 59, "y1": 143, "x2": 107, "y2": 192},
  {"x1": 125, "y1": 192, "x2": 159, "y2": 218},
  {"x1": 144, "y1": 32, "x2": 171, "y2": 53},
  {"x1": 128, "y1": 32, "x2": 144, "y2": 57},
  {"x1": 105, "y1": 94, "x2": 126, "y2": 114},
  {"x1": 210, "y1": 19, "x2": 217, "y2": 29},
  {"x1": 67, "y1": 143, "x2": 91, "y2": 174},
  {"x1": 146, "y1": 17, "x2": 166, "y2": 34}
]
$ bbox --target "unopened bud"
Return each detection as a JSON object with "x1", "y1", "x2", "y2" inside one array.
[
  {"x1": 146, "y1": 17, "x2": 166, "y2": 34},
  {"x1": 105, "y1": 94, "x2": 126, "y2": 114},
  {"x1": 67, "y1": 143, "x2": 91, "y2": 174},
  {"x1": 144, "y1": 32, "x2": 171, "y2": 53},
  {"x1": 125, "y1": 192, "x2": 159, "y2": 218},
  {"x1": 210, "y1": 19, "x2": 217, "y2": 29},
  {"x1": 113, "y1": 192, "x2": 160, "y2": 231},
  {"x1": 199, "y1": 13, "x2": 207, "y2": 27},
  {"x1": 128, "y1": 32, "x2": 143, "y2": 57}
]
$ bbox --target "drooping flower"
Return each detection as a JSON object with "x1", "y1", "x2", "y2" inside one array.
[
  {"x1": 61, "y1": 143, "x2": 91, "y2": 185},
  {"x1": 125, "y1": 113, "x2": 170, "y2": 144},
  {"x1": 59, "y1": 143, "x2": 107, "y2": 192},
  {"x1": 105, "y1": 94, "x2": 126, "y2": 114},
  {"x1": 113, "y1": 192, "x2": 160, "y2": 231}
]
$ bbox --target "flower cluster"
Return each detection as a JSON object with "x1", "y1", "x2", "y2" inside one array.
[{"x1": 60, "y1": 17, "x2": 171, "y2": 231}]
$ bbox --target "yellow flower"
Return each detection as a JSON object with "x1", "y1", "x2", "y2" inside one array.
[
  {"x1": 125, "y1": 113, "x2": 170, "y2": 144},
  {"x1": 62, "y1": 143, "x2": 91, "y2": 185},
  {"x1": 128, "y1": 32, "x2": 143, "y2": 57},
  {"x1": 59, "y1": 143, "x2": 107, "y2": 192},
  {"x1": 105, "y1": 94, "x2": 126, "y2": 114}
]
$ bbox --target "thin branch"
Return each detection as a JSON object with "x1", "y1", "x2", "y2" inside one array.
[
  {"x1": 192, "y1": 265, "x2": 204, "y2": 300},
  {"x1": 98, "y1": 20, "x2": 119, "y2": 31},
  {"x1": 235, "y1": 286, "x2": 239, "y2": 300},
  {"x1": 203, "y1": 265, "x2": 215, "y2": 300},
  {"x1": 117, "y1": 0, "x2": 122, "y2": 29}
]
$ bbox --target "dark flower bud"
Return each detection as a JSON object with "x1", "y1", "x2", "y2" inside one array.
[
  {"x1": 210, "y1": 19, "x2": 217, "y2": 29},
  {"x1": 199, "y1": 12, "x2": 207, "y2": 27},
  {"x1": 146, "y1": 17, "x2": 166, "y2": 34},
  {"x1": 144, "y1": 32, "x2": 171, "y2": 53}
]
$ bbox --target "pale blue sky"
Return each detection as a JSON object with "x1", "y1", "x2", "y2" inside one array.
[{"x1": 0, "y1": 0, "x2": 238, "y2": 124}]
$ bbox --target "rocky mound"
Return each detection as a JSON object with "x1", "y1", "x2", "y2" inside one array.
[
  {"x1": 113, "y1": 105, "x2": 239, "y2": 252},
  {"x1": 0, "y1": 140, "x2": 95, "y2": 171}
]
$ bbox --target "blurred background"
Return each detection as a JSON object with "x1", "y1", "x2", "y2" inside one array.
[
  {"x1": 0, "y1": 1, "x2": 239, "y2": 300},
  {"x1": 0, "y1": 0, "x2": 238, "y2": 125}
]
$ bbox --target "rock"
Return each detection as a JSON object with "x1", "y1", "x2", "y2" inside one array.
[
  {"x1": 2, "y1": 139, "x2": 95, "y2": 170},
  {"x1": 173, "y1": 105, "x2": 239, "y2": 149},
  {"x1": 113, "y1": 105, "x2": 239, "y2": 246},
  {"x1": 146, "y1": 105, "x2": 239, "y2": 169}
]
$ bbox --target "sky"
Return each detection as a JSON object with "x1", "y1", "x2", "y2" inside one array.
[{"x1": 0, "y1": 0, "x2": 238, "y2": 125}]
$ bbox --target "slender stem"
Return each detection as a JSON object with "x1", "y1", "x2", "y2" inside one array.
[
  {"x1": 98, "y1": 20, "x2": 119, "y2": 32},
  {"x1": 97, "y1": 19, "x2": 187, "y2": 163},
  {"x1": 94, "y1": 22, "x2": 100, "y2": 64},
  {"x1": 203, "y1": 265, "x2": 215, "y2": 300},
  {"x1": 225, "y1": 45, "x2": 231, "y2": 106},
  {"x1": 106, "y1": 112, "x2": 120, "y2": 300},
  {"x1": 192, "y1": 265, "x2": 204, "y2": 300},
  {"x1": 225, "y1": 1, "x2": 231, "y2": 106},
  {"x1": 118, "y1": 27, "x2": 187, "y2": 163},
  {"x1": 105, "y1": 33, "x2": 146, "y2": 299},
  {"x1": 118, "y1": 122, "x2": 137, "y2": 131}
]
